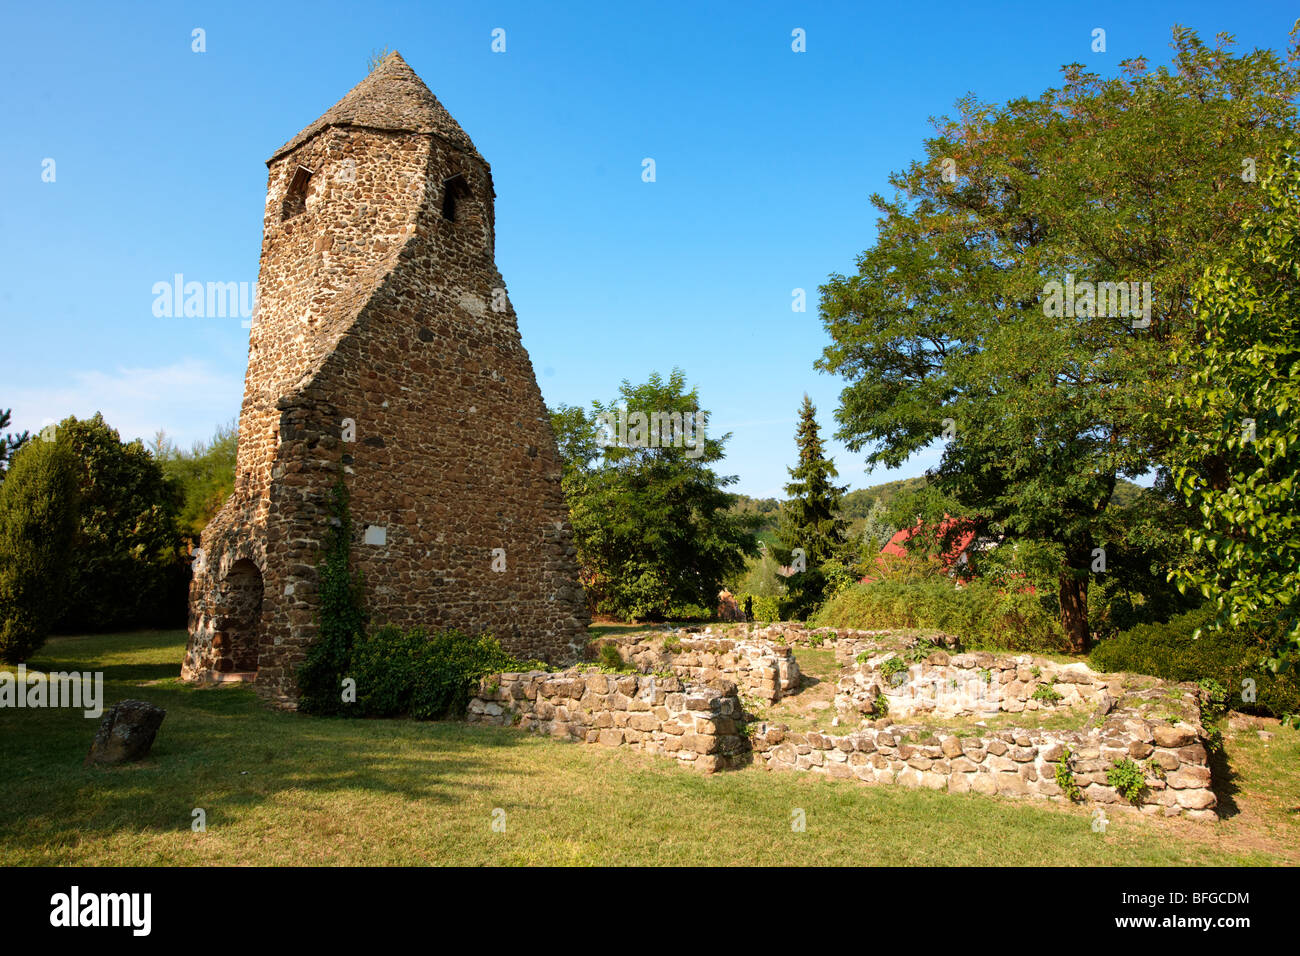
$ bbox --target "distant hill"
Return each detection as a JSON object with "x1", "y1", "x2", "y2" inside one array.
[
  {"x1": 730, "y1": 494, "x2": 781, "y2": 517},
  {"x1": 839, "y1": 476, "x2": 929, "y2": 521},
  {"x1": 732, "y1": 475, "x2": 1146, "y2": 534},
  {"x1": 1110, "y1": 478, "x2": 1145, "y2": 509}
]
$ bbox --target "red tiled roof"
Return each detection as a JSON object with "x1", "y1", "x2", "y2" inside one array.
[{"x1": 862, "y1": 515, "x2": 978, "y2": 582}]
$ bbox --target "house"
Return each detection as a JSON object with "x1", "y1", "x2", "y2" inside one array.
[{"x1": 862, "y1": 515, "x2": 981, "y2": 583}]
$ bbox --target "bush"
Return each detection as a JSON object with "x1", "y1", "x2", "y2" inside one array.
[
  {"x1": 880, "y1": 656, "x2": 908, "y2": 683},
  {"x1": 741, "y1": 592, "x2": 782, "y2": 623},
  {"x1": 1106, "y1": 758, "x2": 1148, "y2": 804},
  {"x1": 1089, "y1": 606, "x2": 1300, "y2": 720},
  {"x1": 597, "y1": 642, "x2": 630, "y2": 672},
  {"x1": 1032, "y1": 683, "x2": 1063, "y2": 703},
  {"x1": 51, "y1": 414, "x2": 187, "y2": 633},
  {"x1": 0, "y1": 441, "x2": 79, "y2": 661},
  {"x1": 296, "y1": 479, "x2": 534, "y2": 720},
  {"x1": 811, "y1": 578, "x2": 1065, "y2": 652},
  {"x1": 349, "y1": 625, "x2": 526, "y2": 719}
]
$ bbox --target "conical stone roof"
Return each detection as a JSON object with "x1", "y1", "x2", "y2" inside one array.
[{"x1": 268, "y1": 52, "x2": 482, "y2": 163}]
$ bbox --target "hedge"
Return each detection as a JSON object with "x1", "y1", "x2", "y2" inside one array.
[
  {"x1": 347, "y1": 626, "x2": 532, "y2": 719},
  {"x1": 737, "y1": 592, "x2": 783, "y2": 623},
  {"x1": 810, "y1": 578, "x2": 1065, "y2": 652},
  {"x1": 1089, "y1": 606, "x2": 1300, "y2": 719}
]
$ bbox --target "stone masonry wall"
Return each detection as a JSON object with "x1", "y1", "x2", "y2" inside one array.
[
  {"x1": 467, "y1": 669, "x2": 748, "y2": 773},
  {"x1": 473, "y1": 623, "x2": 1218, "y2": 820},
  {"x1": 751, "y1": 710, "x2": 1217, "y2": 820},
  {"x1": 185, "y1": 55, "x2": 589, "y2": 701},
  {"x1": 838, "y1": 650, "x2": 1113, "y2": 721},
  {"x1": 596, "y1": 632, "x2": 800, "y2": 704}
]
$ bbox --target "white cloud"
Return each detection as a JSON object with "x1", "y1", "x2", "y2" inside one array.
[{"x1": 6, "y1": 359, "x2": 242, "y2": 447}]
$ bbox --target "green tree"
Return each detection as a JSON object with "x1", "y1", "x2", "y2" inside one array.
[
  {"x1": 1086, "y1": 476, "x2": 1205, "y2": 636},
  {"x1": 0, "y1": 440, "x2": 79, "y2": 661},
  {"x1": 859, "y1": 498, "x2": 898, "y2": 556},
  {"x1": 0, "y1": 409, "x2": 30, "y2": 483},
  {"x1": 735, "y1": 543, "x2": 788, "y2": 600},
  {"x1": 816, "y1": 27, "x2": 1300, "y2": 652},
  {"x1": 774, "y1": 396, "x2": 849, "y2": 618},
  {"x1": 153, "y1": 419, "x2": 238, "y2": 546},
  {"x1": 551, "y1": 370, "x2": 759, "y2": 621},
  {"x1": 1162, "y1": 144, "x2": 1300, "y2": 667},
  {"x1": 52, "y1": 414, "x2": 186, "y2": 632},
  {"x1": 549, "y1": 404, "x2": 600, "y2": 488}
]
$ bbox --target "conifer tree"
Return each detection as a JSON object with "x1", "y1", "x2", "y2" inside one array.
[
  {"x1": 776, "y1": 395, "x2": 848, "y2": 618},
  {"x1": 0, "y1": 440, "x2": 79, "y2": 661},
  {"x1": 0, "y1": 409, "x2": 29, "y2": 483}
]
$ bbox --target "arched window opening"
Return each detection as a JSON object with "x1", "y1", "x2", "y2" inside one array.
[
  {"x1": 441, "y1": 174, "x2": 471, "y2": 222},
  {"x1": 215, "y1": 559, "x2": 264, "y2": 673},
  {"x1": 281, "y1": 166, "x2": 313, "y2": 221}
]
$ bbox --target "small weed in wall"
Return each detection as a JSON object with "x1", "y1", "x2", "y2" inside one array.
[
  {"x1": 880, "y1": 656, "x2": 908, "y2": 685},
  {"x1": 907, "y1": 638, "x2": 942, "y2": 663},
  {"x1": 741, "y1": 694, "x2": 768, "y2": 722},
  {"x1": 1198, "y1": 678, "x2": 1228, "y2": 724},
  {"x1": 1203, "y1": 726, "x2": 1225, "y2": 756},
  {"x1": 1106, "y1": 758, "x2": 1148, "y2": 805},
  {"x1": 1055, "y1": 746, "x2": 1082, "y2": 802},
  {"x1": 597, "y1": 644, "x2": 632, "y2": 673},
  {"x1": 1032, "y1": 683, "x2": 1063, "y2": 704}
]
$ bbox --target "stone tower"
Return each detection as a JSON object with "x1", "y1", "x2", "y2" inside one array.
[{"x1": 183, "y1": 53, "x2": 589, "y2": 702}]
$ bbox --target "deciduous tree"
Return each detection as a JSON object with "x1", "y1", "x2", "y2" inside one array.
[
  {"x1": 817, "y1": 27, "x2": 1300, "y2": 651},
  {"x1": 551, "y1": 370, "x2": 758, "y2": 621},
  {"x1": 1163, "y1": 144, "x2": 1300, "y2": 669}
]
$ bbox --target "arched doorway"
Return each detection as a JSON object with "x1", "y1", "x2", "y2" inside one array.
[{"x1": 215, "y1": 559, "x2": 263, "y2": 674}]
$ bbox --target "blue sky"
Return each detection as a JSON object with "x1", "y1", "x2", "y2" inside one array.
[{"x1": 2, "y1": 1, "x2": 1296, "y2": 497}]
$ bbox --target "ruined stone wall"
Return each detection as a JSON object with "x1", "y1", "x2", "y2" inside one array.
[
  {"x1": 751, "y1": 715, "x2": 1217, "y2": 820},
  {"x1": 467, "y1": 669, "x2": 748, "y2": 773},
  {"x1": 598, "y1": 632, "x2": 800, "y2": 704},
  {"x1": 186, "y1": 62, "x2": 588, "y2": 700},
  {"x1": 186, "y1": 126, "x2": 435, "y2": 691},
  {"x1": 470, "y1": 623, "x2": 1218, "y2": 820},
  {"x1": 838, "y1": 650, "x2": 1113, "y2": 720}
]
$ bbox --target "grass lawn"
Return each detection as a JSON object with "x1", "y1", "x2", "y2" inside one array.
[{"x1": 1, "y1": 630, "x2": 1297, "y2": 866}]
